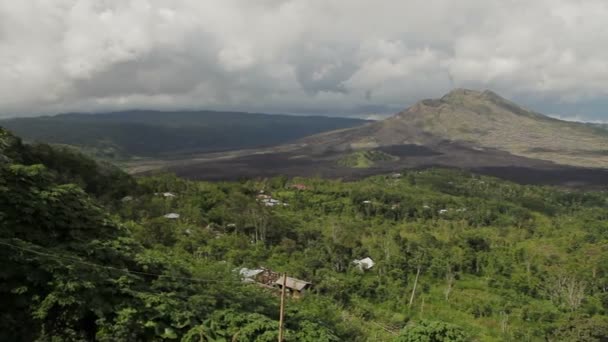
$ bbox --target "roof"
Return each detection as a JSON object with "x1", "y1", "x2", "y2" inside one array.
[
  {"x1": 291, "y1": 183, "x2": 308, "y2": 190},
  {"x1": 163, "y1": 213, "x2": 180, "y2": 219},
  {"x1": 353, "y1": 257, "x2": 375, "y2": 269},
  {"x1": 239, "y1": 268, "x2": 265, "y2": 279},
  {"x1": 274, "y1": 275, "x2": 312, "y2": 291}
]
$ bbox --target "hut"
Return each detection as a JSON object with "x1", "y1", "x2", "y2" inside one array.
[
  {"x1": 274, "y1": 275, "x2": 313, "y2": 299},
  {"x1": 238, "y1": 268, "x2": 265, "y2": 283},
  {"x1": 237, "y1": 268, "x2": 279, "y2": 286},
  {"x1": 290, "y1": 183, "x2": 308, "y2": 190}
]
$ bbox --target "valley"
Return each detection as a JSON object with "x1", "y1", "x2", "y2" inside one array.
[
  {"x1": 4, "y1": 2, "x2": 608, "y2": 340},
  {"x1": 0, "y1": 110, "x2": 368, "y2": 160},
  {"x1": 3, "y1": 126, "x2": 608, "y2": 341},
  {"x1": 116, "y1": 90, "x2": 608, "y2": 188},
  {"x1": 2, "y1": 90, "x2": 608, "y2": 341}
]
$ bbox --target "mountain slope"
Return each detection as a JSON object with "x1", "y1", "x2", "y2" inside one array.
[
  {"x1": 151, "y1": 89, "x2": 608, "y2": 187},
  {"x1": 299, "y1": 89, "x2": 608, "y2": 168},
  {"x1": 0, "y1": 110, "x2": 367, "y2": 160}
]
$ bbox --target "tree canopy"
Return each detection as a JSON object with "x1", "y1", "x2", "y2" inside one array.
[{"x1": 2, "y1": 127, "x2": 608, "y2": 341}]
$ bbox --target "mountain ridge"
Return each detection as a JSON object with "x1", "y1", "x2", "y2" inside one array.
[
  {"x1": 297, "y1": 89, "x2": 608, "y2": 169},
  {"x1": 0, "y1": 110, "x2": 368, "y2": 160},
  {"x1": 152, "y1": 88, "x2": 608, "y2": 187}
]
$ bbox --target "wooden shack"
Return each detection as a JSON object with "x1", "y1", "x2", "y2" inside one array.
[{"x1": 274, "y1": 275, "x2": 313, "y2": 299}]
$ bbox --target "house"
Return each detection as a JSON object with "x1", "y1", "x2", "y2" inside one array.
[
  {"x1": 290, "y1": 183, "x2": 308, "y2": 190},
  {"x1": 257, "y1": 269, "x2": 280, "y2": 285},
  {"x1": 163, "y1": 213, "x2": 180, "y2": 219},
  {"x1": 274, "y1": 275, "x2": 313, "y2": 298},
  {"x1": 237, "y1": 268, "x2": 279, "y2": 285},
  {"x1": 262, "y1": 198, "x2": 280, "y2": 207},
  {"x1": 353, "y1": 257, "x2": 375, "y2": 271},
  {"x1": 238, "y1": 268, "x2": 266, "y2": 283},
  {"x1": 257, "y1": 195, "x2": 287, "y2": 207}
]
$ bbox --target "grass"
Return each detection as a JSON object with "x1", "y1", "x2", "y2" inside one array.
[{"x1": 337, "y1": 150, "x2": 398, "y2": 168}]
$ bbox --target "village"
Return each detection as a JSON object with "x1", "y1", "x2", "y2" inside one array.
[
  {"x1": 123, "y1": 177, "x2": 469, "y2": 301},
  {"x1": 235, "y1": 255, "x2": 375, "y2": 299}
]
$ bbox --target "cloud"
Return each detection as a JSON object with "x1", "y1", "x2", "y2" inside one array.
[{"x1": 1, "y1": 0, "x2": 608, "y2": 119}]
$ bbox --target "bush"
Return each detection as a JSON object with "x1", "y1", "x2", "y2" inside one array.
[{"x1": 393, "y1": 320, "x2": 468, "y2": 342}]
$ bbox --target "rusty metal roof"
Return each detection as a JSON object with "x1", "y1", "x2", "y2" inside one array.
[{"x1": 274, "y1": 275, "x2": 312, "y2": 291}]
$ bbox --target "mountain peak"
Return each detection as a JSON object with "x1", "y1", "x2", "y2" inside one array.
[
  {"x1": 430, "y1": 88, "x2": 542, "y2": 119},
  {"x1": 439, "y1": 88, "x2": 508, "y2": 104},
  {"x1": 302, "y1": 87, "x2": 608, "y2": 171},
  {"x1": 442, "y1": 88, "x2": 481, "y2": 98}
]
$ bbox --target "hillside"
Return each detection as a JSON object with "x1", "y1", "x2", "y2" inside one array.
[
  {"x1": 147, "y1": 90, "x2": 608, "y2": 187},
  {"x1": 0, "y1": 110, "x2": 367, "y2": 160},
  {"x1": 299, "y1": 89, "x2": 608, "y2": 168},
  {"x1": 3, "y1": 127, "x2": 608, "y2": 341}
]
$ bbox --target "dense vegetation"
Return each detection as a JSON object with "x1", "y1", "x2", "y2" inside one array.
[
  {"x1": 0, "y1": 111, "x2": 366, "y2": 160},
  {"x1": 2, "y1": 127, "x2": 608, "y2": 341}
]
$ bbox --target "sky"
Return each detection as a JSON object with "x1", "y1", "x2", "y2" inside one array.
[{"x1": 1, "y1": 0, "x2": 608, "y2": 121}]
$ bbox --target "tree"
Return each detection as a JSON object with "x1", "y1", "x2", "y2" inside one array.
[
  {"x1": 546, "y1": 275, "x2": 587, "y2": 311},
  {"x1": 444, "y1": 267, "x2": 455, "y2": 302},
  {"x1": 393, "y1": 320, "x2": 468, "y2": 342},
  {"x1": 549, "y1": 315, "x2": 608, "y2": 342}
]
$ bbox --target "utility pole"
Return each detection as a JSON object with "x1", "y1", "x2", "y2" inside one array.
[{"x1": 278, "y1": 273, "x2": 287, "y2": 342}]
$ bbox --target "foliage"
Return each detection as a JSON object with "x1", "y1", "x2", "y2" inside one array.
[
  {"x1": 2, "y1": 127, "x2": 608, "y2": 341},
  {"x1": 393, "y1": 320, "x2": 468, "y2": 342},
  {"x1": 337, "y1": 150, "x2": 398, "y2": 168},
  {"x1": 548, "y1": 315, "x2": 608, "y2": 342}
]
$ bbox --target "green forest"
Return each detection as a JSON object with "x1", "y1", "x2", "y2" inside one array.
[{"x1": 2, "y1": 126, "x2": 608, "y2": 341}]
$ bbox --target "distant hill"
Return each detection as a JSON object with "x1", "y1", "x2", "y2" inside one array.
[
  {"x1": 0, "y1": 110, "x2": 367, "y2": 160},
  {"x1": 298, "y1": 89, "x2": 608, "y2": 169}
]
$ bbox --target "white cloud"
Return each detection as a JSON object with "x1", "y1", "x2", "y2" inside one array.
[{"x1": 1, "y1": 0, "x2": 608, "y2": 119}]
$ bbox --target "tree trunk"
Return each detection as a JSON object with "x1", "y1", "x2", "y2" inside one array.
[
  {"x1": 444, "y1": 271, "x2": 455, "y2": 302},
  {"x1": 409, "y1": 265, "x2": 421, "y2": 308}
]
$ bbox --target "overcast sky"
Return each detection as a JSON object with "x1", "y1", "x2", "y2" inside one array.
[{"x1": 1, "y1": 0, "x2": 608, "y2": 121}]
